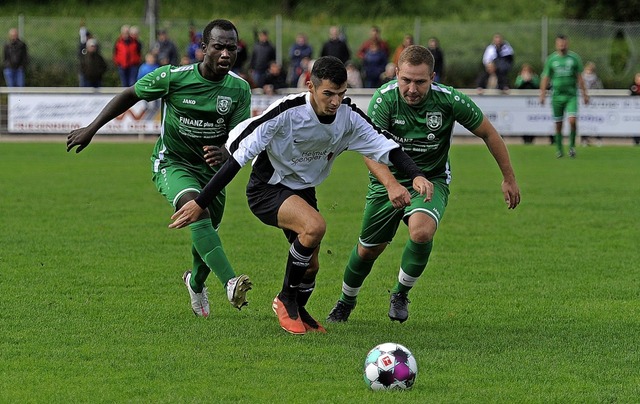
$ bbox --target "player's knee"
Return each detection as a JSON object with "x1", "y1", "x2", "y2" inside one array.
[
  {"x1": 409, "y1": 227, "x2": 435, "y2": 244},
  {"x1": 303, "y1": 217, "x2": 326, "y2": 243},
  {"x1": 358, "y1": 243, "x2": 385, "y2": 261}
]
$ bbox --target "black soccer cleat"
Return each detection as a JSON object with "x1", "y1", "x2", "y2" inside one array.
[
  {"x1": 326, "y1": 300, "x2": 355, "y2": 323},
  {"x1": 388, "y1": 292, "x2": 410, "y2": 323}
]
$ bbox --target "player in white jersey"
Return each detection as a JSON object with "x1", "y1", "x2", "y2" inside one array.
[{"x1": 169, "y1": 56, "x2": 432, "y2": 335}]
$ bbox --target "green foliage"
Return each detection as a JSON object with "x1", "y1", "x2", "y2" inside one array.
[{"x1": 1, "y1": 141, "x2": 639, "y2": 401}]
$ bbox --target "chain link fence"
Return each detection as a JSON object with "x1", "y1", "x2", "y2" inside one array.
[{"x1": 0, "y1": 16, "x2": 639, "y2": 88}]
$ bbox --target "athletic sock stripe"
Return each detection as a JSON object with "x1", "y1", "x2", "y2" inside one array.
[{"x1": 342, "y1": 282, "x2": 361, "y2": 297}]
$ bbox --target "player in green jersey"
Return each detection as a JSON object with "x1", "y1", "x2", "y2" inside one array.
[
  {"x1": 327, "y1": 45, "x2": 521, "y2": 323},
  {"x1": 66, "y1": 19, "x2": 253, "y2": 318},
  {"x1": 540, "y1": 34, "x2": 590, "y2": 158}
]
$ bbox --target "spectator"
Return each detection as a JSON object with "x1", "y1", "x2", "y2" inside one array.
[
  {"x1": 113, "y1": 25, "x2": 142, "y2": 87},
  {"x1": 631, "y1": 72, "x2": 640, "y2": 145},
  {"x1": 152, "y1": 29, "x2": 179, "y2": 66},
  {"x1": 263, "y1": 60, "x2": 288, "y2": 94},
  {"x1": 233, "y1": 36, "x2": 249, "y2": 74},
  {"x1": 345, "y1": 61, "x2": 363, "y2": 88},
  {"x1": 288, "y1": 32, "x2": 313, "y2": 88},
  {"x1": 582, "y1": 61, "x2": 603, "y2": 90},
  {"x1": 514, "y1": 63, "x2": 540, "y2": 89},
  {"x1": 581, "y1": 61, "x2": 603, "y2": 146},
  {"x1": 380, "y1": 62, "x2": 396, "y2": 84},
  {"x1": 187, "y1": 32, "x2": 203, "y2": 63},
  {"x1": 357, "y1": 25, "x2": 389, "y2": 60},
  {"x1": 137, "y1": 52, "x2": 159, "y2": 80},
  {"x1": 80, "y1": 38, "x2": 107, "y2": 88},
  {"x1": 427, "y1": 37, "x2": 445, "y2": 82},
  {"x1": 249, "y1": 29, "x2": 276, "y2": 88},
  {"x1": 320, "y1": 26, "x2": 350, "y2": 64},
  {"x1": 361, "y1": 40, "x2": 388, "y2": 88},
  {"x1": 129, "y1": 26, "x2": 143, "y2": 55},
  {"x1": 3, "y1": 27, "x2": 28, "y2": 87},
  {"x1": 482, "y1": 33, "x2": 514, "y2": 91},
  {"x1": 476, "y1": 61, "x2": 499, "y2": 94},
  {"x1": 296, "y1": 57, "x2": 314, "y2": 88},
  {"x1": 77, "y1": 22, "x2": 94, "y2": 86},
  {"x1": 392, "y1": 34, "x2": 414, "y2": 66}
]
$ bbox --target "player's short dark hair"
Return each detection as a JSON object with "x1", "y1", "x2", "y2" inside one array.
[
  {"x1": 202, "y1": 19, "x2": 238, "y2": 44},
  {"x1": 556, "y1": 34, "x2": 567, "y2": 40},
  {"x1": 310, "y1": 56, "x2": 347, "y2": 86},
  {"x1": 398, "y1": 45, "x2": 435, "y2": 74}
]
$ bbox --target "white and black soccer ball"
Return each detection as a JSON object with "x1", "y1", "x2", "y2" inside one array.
[{"x1": 363, "y1": 342, "x2": 418, "y2": 390}]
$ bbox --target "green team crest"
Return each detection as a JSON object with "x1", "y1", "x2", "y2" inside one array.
[
  {"x1": 426, "y1": 112, "x2": 442, "y2": 130},
  {"x1": 216, "y1": 96, "x2": 232, "y2": 115}
]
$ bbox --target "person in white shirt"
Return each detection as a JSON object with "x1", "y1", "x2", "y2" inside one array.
[
  {"x1": 169, "y1": 56, "x2": 432, "y2": 335},
  {"x1": 482, "y1": 33, "x2": 514, "y2": 91}
]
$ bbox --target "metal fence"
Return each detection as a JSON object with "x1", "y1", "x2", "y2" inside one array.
[{"x1": 1, "y1": 15, "x2": 639, "y2": 88}]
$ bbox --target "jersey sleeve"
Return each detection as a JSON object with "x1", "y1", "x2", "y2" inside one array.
[
  {"x1": 541, "y1": 57, "x2": 552, "y2": 78},
  {"x1": 134, "y1": 65, "x2": 171, "y2": 101},
  {"x1": 228, "y1": 85, "x2": 251, "y2": 131},
  {"x1": 367, "y1": 88, "x2": 392, "y2": 130},
  {"x1": 451, "y1": 89, "x2": 484, "y2": 132}
]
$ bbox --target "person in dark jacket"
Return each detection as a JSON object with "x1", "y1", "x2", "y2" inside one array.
[
  {"x1": 320, "y1": 26, "x2": 350, "y2": 64},
  {"x1": 80, "y1": 38, "x2": 108, "y2": 88},
  {"x1": 249, "y1": 30, "x2": 276, "y2": 88},
  {"x1": 3, "y1": 28, "x2": 28, "y2": 87}
]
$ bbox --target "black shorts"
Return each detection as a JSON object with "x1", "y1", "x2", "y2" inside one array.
[{"x1": 246, "y1": 173, "x2": 318, "y2": 243}]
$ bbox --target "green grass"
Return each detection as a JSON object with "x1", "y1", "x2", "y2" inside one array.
[{"x1": 1, "y1": 142, "x2": 639, "y2": 402}]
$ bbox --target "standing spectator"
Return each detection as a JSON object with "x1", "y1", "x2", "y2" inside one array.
[
  {"x1": 345, "y1": 61, "x2": 363, "y2": 88},
  {"x1": 3, "y1": 28, "x2": 28, "y2": 87},
  {"x1": 540, "y1": 34, "x2": 589, "y2": 158},
  {"x1": 113, "y1": 25, "x2": 142, "y2": 87},
  {"x1": 320, "y1": 26, "x2": 350, "y2": 64},
  {"x1": 152, "y1": 29, "x2": 179, "y2": 66},
  {"x1": 263, "y1": 60, "x2": 288, "y2": 94},
  {"x1": 362, "y1": 40, "x2": 388, "y2": 88},
  {"x1": 233, "y1": 36, "x2": 249, "y2": 75},
  {"x1": 514, "y1": 63, "x2": 540, "y2": 89},
  {"x1": 187, "y1": 32, "x2": 203, "y2": 63},
  {"x1": 357, "y1": 26, "x2": 389, "y2": 61},
  {"x1": 80, "y1": 38, "x2": 107, "y2": 88},
  {"x1": 137, "y1": 52, "x2": 159, "y2": 80},
  {"x1": 427, "y1": 37, "x2": 445, "y2": 82},
  {"x1": 288, "y1": 33, "x2": 313, "y2": 88},
  {"x1": 249, "y1": 29, "x2": 276, "y2": 88},
  {"x1": 631, "y1": 72, "x2": 640, "y2": 145},
  {"x1": 582, "y1": 61, "x2": 603, "y2": 90},
  {"x1": 482, "y1": 33, "x2": 514, "y2": 92},
  {"x1": 581, "y1": 61, "x2": 603, "y2": 146},
  {"x1": 392, "y1": 34, "x2": 414, "y2": 67},
  {"x1": 77, "y1": 22, "x2": 94, "y2": 86}
]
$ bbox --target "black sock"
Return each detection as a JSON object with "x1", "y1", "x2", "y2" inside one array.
[{"x1": 280, "y1": 238, "x2": 315, "y2": 301}]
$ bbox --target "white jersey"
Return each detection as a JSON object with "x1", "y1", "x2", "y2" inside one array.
[{"x1": 226, "y1": 92, "x2": 400, "y2": 189}]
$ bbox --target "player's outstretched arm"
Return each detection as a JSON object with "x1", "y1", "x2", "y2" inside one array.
[
  {"x1": 169, "y1": 200, "x2": 203, "y2": 229},
  {"x1": 472, "y1": 117, "x2": 521, "y2": 209},
  {"x1": 66, "y1": 87, "x2": 141, "y2": 153},
  {"x1": 365, "y1": 157, "x2": 412, "y2": 209}
]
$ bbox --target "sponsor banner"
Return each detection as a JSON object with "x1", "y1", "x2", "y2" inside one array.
[{"x1": 8, "y1": 92, "x2": 640, "y2": 137}]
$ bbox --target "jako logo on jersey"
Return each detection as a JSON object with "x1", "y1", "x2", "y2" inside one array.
[
  {"x1": 182, "y1": 99, "x2": 196, "y2": 104},
  {"x1": 426, "y1": 112, "x2": 442, "y2": 130},
  {"x1": 394, "y1": 119, "x2": 406, "y2": 125},
  {"x1": 217, "y1": 96, "x2": 232, "y2": 115}
]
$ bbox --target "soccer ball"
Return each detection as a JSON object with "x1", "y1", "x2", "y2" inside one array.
[{"x1": 363, "y1": 342, "x2": 418, "y2": 390}]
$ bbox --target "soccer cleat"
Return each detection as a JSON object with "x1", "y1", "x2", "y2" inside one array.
[
  {"x1": 183, "y1": 270, "x2": 210, "y2": 318},
  {"x1": 556, "y1": 151, "x2": 564, "y2": 159},
  {"x1": 226, "y1": 274, "x2": 252, "y2": 310},
  {"x1": 326, "y1": 300, "x2": 356, "y2": 323},
  {"x1": 298, "y1": 306, "x2": 327, "y2": 333},
  {"x1": 272, "y1": 295, "x2": 306, "y2": 335},
  {"x1": 388, "y1": 292, "x2": 410, "y2": 323},
  {"x1": 569, "y1": 147, "x2": 576, "y2": 158}
]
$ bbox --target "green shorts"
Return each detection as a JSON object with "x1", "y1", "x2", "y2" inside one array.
[
  {"x1": 551, "y1": 95, "x2": 578, "y2": 121},
  {"x1": 358, "y1": 179, "x2": 449, "y2": 247},
  {"x1": 152, "y1": 160, "x2": 226, "y2": 228}
]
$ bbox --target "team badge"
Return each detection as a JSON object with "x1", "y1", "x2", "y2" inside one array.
[
  {"x1": 216, "y1": 96, "x2": 232, "y2": 115},
  {"x1": 426, "y1": 112, "x2": 442, "y2": 130}
]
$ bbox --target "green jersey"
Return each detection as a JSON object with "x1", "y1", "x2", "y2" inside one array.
[
  {"x1": 135, "y1": 63, "x2": 251, "y2": 171},
  {"x1": 541, "y1": 51, "x2": 584, "y2": 97},
  {"x1": 368, "y1": 81, "x2": 483, "y2": 185}
]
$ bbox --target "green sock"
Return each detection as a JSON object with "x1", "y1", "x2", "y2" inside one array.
[
  {"x1": 555, "y1": 133, "x2": 563, "y2": 154},
  {"x1": 392, "y1": 239, "x2": 432, "y2": 294},
  {"x1": 569, "y1": 130, "x2": 576, "y2": 148},
  {"x1": 190, "y1": 245, "x2": 210, "y2": 293},
  {"x1": 189, "y1": 219, "x2": 235, "y2": 291},
  {"x1": 340, "y1": 245, "x2": 375, "y2": 305}
]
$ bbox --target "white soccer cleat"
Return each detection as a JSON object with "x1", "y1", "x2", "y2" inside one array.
[
  {"x1": 226, "y1": 274, "x2": 252, "y2": 310},
  {"x1": 183, "y1": 270, "x2": 210, "y2": 318}
]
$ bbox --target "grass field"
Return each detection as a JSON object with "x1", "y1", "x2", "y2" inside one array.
[{"x1": 1, "y1": 141, "x2": 639, "y2": 402}]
